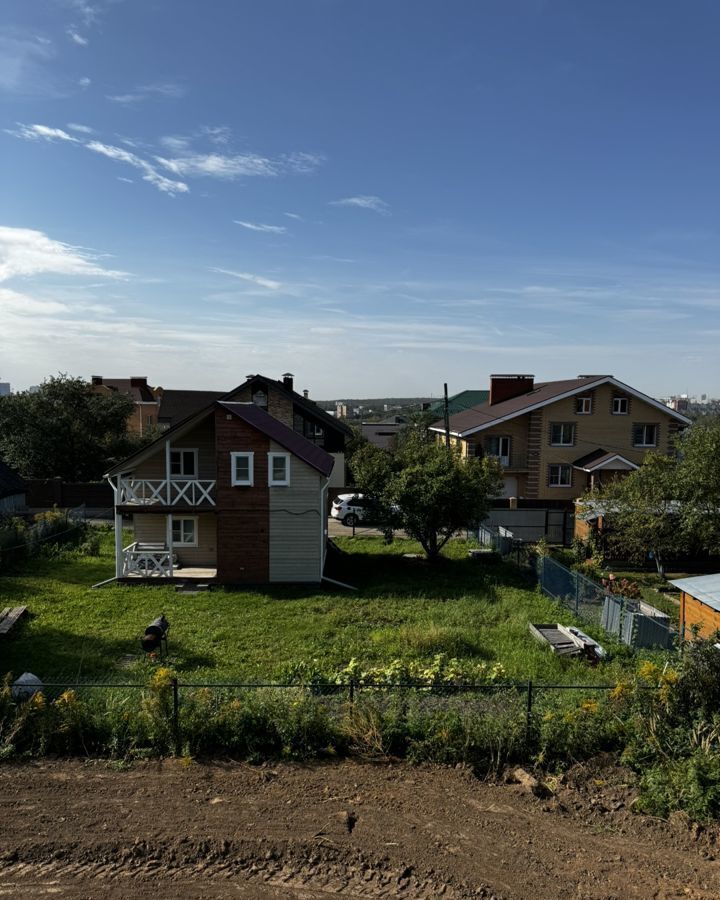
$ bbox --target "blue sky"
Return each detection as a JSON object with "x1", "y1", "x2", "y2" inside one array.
[{"x1": 2, "y1": 0, "x2": 719, "y2": 398}]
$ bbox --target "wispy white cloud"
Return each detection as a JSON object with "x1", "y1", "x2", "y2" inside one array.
[
  {"x1": 107, "y1": 82, "x2": 186, "y2": 103},
  {"x1": 159, "y1": 134, "x2": 191, "y2": 153},
  {"x1": 0, "y1": 225, "x2": 126, "y2": 282},
  {"x1": 0, "y1": 29, "x2": 63, "y2": 97},
  {"x1": 6, "y1": 120, "x2": 322, "y2": 195},
  {"x1": 64, "y1": 1, "x2": 101, "y2": 27},
  {"x1": 282, "y1": 152, "x2": 325, "y2": 173},
  {"x1": 86, "y1": 140, "x2": 189, "y2": 195},
  {"x1": 78, "y1": 76, "x2": 91, "y2": 89},
  {"x1": 67, "y1": 28, "x2": 88, "y2": 46},
  {"x1": 284, "y1": 212, "x2": 302, "y2": 220},
  {"x1": 156, "y1": 149, "x2": 324, "y2": 180},
  {"x1": 5, "y1": 122, "x2": 78, "y2": 142},
  {"x1": 66, "y1": 122, "x2": 94, "y2": 134},
  {"x1": 330, "y1": 195, "x2": 390, "y2": 215},
  {"x1": 156, "y1": 152, "x2": 278, "y2": 179},
  {"x1": 200, "y1": 125, "x2": 231, "y2": 145},
  {"x1": 116, "y1": 176, "x2": 134, "y2": 184},
  {"x1": 210, "y1": 267, "x2": 283, "y2": 290},
  {"x1": 233, "y1": 220, "x2": 287, "y2": 235}
]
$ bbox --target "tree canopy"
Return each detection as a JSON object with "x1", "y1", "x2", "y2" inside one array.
[
  {"x1": 0, "y1": 375, "x2": 142, "y2": 482},
  {"x1": 587, "y1": 420, "x2": 720, "y2": 575},
  {"x1": 351, "y1": 432, "x2": 503, "y2": 560}
]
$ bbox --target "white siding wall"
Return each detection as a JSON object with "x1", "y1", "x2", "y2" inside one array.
[{"x1": 268, "y1": 440, "x2": 324, "y2": 582}]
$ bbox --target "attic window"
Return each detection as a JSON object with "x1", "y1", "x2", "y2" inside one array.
[{"x1": 252, "y1": 388, "x2": 268, "y2": 409}]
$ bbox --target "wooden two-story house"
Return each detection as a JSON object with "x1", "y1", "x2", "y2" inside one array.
[
  {"x1": 431, "y1": 374, "x2": 691, "y2": 500},
  {"x1": 105, "y1": 397, "x2": 335, "y2": 585}
]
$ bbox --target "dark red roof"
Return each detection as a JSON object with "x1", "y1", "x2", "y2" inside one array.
[
  {"x1": 434, "y1": 377, "x2": 610, "y2": 435},
  {"x1": 96, "y1": 378, "x2": 157, "y2": 403},
  {"x1": 219, "y1": 402, "x2": 335, "y2": 476}
]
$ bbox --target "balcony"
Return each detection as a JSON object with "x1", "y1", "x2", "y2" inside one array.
[
  {"x1": 469, "y1": 447, "x2": 529, "y2": 471},
  {"x1": 117, "y1": 478, "x2": 216, "y2": 506}
]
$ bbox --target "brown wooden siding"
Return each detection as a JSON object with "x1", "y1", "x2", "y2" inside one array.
[
  {"x1": 214, "y1": 408, "x2": 269, "y2": 582},
  {"x1": 680, "y1": 591, "x2": 720, "y2": 640}
]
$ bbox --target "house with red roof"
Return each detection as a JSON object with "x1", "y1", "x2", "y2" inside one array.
[{"x1": 430, "y1": 374, "x2": 691, "y2": 501}]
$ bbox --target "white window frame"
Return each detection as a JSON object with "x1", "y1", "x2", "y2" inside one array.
[
  {"x1": 484, "y1": 435, "x2": 511, "y2": 466},
  {"x1": 550, "y1": 423, "x2": 575, "y2": 446},
  {"x1": 230, "y1": 451, "x2": 254, "y2": 486},
  {"x1": 548, "y1": 464, "x2": 572, "y2": 488},
  {"x1": 612, "y1": 396, "x2": 629, "y2": 415},
  {"x1": 171, "y1": 515, "x2": 198, "y2": 547},
  {"x1": 576, "y1": 396, "x2": 592, "y2": 415},
  {"x1": 169, "y1": 448, "x2": 198, "y2": 479},
  {"x1": 633, "y1": 424, "x2": 658, "y2": 448},
  {"x1": 268, "y1": 452, "x2": 290, "y2": 486}
]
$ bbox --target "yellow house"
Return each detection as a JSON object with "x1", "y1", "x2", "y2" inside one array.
[{"x1": 431, "y1": 374, "x2": 691, "y2": 501}]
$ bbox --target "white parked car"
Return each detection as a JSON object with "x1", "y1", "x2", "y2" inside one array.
[{"x1": 330, "y1": 493, "x2": 387, "y2": 527}]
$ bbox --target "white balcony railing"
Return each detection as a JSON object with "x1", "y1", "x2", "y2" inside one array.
[
  {"x1": 118, "y1": 478, "x2": 216, "y2": 506},
  {"x1": 122, "y1": 542, "x2": 176, "y2": 577}
]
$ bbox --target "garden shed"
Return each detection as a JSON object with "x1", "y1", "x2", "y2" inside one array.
[{"x1": 670, "y1": 574, "x2": 720, "y2": 640}]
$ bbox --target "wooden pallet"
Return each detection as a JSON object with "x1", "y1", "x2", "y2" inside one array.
[{"x1": 0, "y1": 605, "x2": 28, "y2": 637}]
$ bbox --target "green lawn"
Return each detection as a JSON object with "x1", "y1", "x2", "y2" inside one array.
[{"x1": 0, "y1": 532, "x2": 646, "y2": 684}]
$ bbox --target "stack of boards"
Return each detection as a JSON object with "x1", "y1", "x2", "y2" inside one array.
[{"x1": 528, "y1": 622, "x2": 606, "y2": 660}]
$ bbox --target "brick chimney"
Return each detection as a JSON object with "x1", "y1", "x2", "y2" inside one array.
[
  {"x1": 282, "y1": 372, "x2": 294, "y2": 391},
  {"x1": 91, "y1": 375, "x2": 103, "y2": 386},
  {"x1": 130, "y1": 376, "x2": 148, "y2": 387},
  {"x1": 489, "y1": 374, "x2": 535, "y2": 405}
]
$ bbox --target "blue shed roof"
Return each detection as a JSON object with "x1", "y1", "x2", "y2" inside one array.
[{"x1": 670, "y1": 574, "x2": 720, "y2": 613}]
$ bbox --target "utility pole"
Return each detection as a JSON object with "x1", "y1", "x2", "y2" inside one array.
[{"x1": 443, "y1": 382, "x2": 451, "y2": 448}]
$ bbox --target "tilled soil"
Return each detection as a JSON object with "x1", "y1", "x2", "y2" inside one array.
[{"x1": 1, "y1": 757, "x2": 719, "y2": 899}]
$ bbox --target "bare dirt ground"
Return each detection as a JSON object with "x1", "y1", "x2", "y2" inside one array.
[{"x1": 1, "y1": 757, "x2": 719, "y2": 900}]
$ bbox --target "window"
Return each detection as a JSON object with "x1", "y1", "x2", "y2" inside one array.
[
  {"x1": 170, "y1": 448, "x2": 197, "y2": 478},
  {"x1": 550, "y1": 423, "x2": 575, "y2": 446},
  {"x1": 230, "y1": 452, "x2": 254, "y2": 486},
  {"x1": 171, "y1": 516, "x2": 197, "y2": 546},
  {"x1": 548, "y1": 464, "x2": 572, "y2": 487},
  {"x1": 576, "y1": 396, "x2": 592, "y2": 415},
  {"x1": 633, "y1": 424, "x2": 658, "y2": 447},
  {"x1": 268, "y1": 452, "x2": 290, "y2": 486},
  {"x1": 484, "y1": 435, "x2": 511, "y2": 465},
  {"x1": 612, "y1": 396, "x2": 629, "y2": 415}
]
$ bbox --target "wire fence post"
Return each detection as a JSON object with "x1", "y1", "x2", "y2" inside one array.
[
  {"x1": 525, "y1": 679, "x2": 533, "y2": 742},
  {"x1": 171, "y1": 677, "x2": 181, "y2": 756}
]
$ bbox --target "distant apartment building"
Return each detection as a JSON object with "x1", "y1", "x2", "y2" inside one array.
[
  {"x1": 89, "y1": 376, "x2": 162, "y2": 436},
  {"x1": 0, "y1": 382, "x2": 10, "y2": 397}
]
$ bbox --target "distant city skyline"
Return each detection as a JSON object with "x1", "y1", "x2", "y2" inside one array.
[{"x1": 2, "y1": 1, "x2": 719, "y2": 396}]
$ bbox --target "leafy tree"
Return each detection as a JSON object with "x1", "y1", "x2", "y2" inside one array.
[
  {"x1": 352, "y1": 432, "x2": 503, "y2": 561},
  {"x1": 675, "y1": 420, "x2": 720, "y2": 554},
  {"x1": 590, "y1": 420, "x2": 720, "y2": 575},
  {"x1": 590, "y1": 454, "x2": 681, "y2": 577},
  {"x1": 0, "y1": 375, "x2": 139, "y2": 481}
]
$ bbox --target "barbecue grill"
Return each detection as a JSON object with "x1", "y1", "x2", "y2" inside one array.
[{"x1": 141, "y1": 615, "x2": 170, "y2": 659}]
